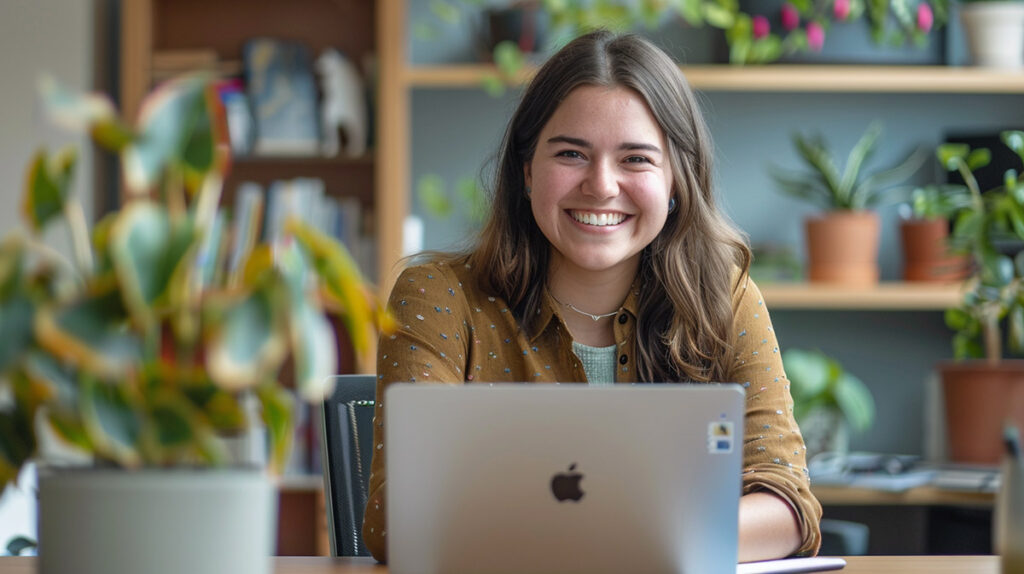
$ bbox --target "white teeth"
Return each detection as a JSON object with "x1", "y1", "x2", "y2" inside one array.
[{"x1": 571, "y1": 211, "x2": 625, "y2": 226}]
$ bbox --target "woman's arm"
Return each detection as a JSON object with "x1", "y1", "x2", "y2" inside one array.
[
  {"x1": 731, "y1": 276, "x2": 823, "y2": 557},
  {"x1": 738, "y1": 491, "x2": 802, "y2": 563}
]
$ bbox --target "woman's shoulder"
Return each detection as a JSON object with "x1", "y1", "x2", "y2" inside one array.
[
  {"x1": 729, "y1": 267, "x2": 765, "y2": 309},
  {"x1": 391, "y1": 256, "x2": 480, "y2": 300}
]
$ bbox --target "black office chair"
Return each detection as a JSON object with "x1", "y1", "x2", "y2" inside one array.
[{"x1": 320, "y1": 374, "x2": 378, "y2": 557}]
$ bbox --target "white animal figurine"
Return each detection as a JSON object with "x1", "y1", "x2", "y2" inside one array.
[{"x1": 315, "y1": 48, "x2": 367, "y2": 157}]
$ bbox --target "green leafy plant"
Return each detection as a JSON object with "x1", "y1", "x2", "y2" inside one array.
[
  {"x1": 771, "y1": 121, "x2": 928, "y2": 211},
  {"x1": 730, "y1": 0, "x2": 950, "y2": 64},
  {"x1": 782, "y1": 348, "x2": 875, "y2": 433},
  {"x1": 906, "y1": 183, "x2": 972, "y2": 220},
  {"x1": 417, "y1": 173, "x2": 488, "y2": 225},
  {"x1": 941, "y1": 131, "x2": 1024, "y2": 362},
  {"x1": 0, "y1": 74, "x2": 391, "y2": 493},
  {"x1": 418, "y1": 0, "x2": 950, "y2": 71}
]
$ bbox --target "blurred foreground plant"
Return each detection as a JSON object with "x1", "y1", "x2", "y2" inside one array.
[{"x1": 0, "y1": 74, "x2": 392, "y2": 492}]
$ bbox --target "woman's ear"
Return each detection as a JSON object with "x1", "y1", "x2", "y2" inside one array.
[{"x1": 523, "y1": 162, "x2": 532, "y2": 190}]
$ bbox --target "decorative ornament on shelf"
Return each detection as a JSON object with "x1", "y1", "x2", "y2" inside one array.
[{"x1": 1, "y1": 73, "x2": 393, "y2": 574}]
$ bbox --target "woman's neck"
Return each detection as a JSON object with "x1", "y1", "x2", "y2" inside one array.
[{"x1": 547, "y1": 261, "x2": 637, "y2": 347}]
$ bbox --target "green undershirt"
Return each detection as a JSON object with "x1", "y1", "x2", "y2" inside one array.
[{"x1": 571, "y1": 341, "x2": 617, "y2": 385}]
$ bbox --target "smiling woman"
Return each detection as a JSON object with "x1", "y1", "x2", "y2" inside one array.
[{"x1": 362, "y1": 30, "x2": 822, "y2": 565}]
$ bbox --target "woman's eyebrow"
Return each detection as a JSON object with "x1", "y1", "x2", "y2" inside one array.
[
  {"x1": 547, "y1": 135, "x2": 590, "y2": 147},
  {"x1": 547, "y1": 135, "x2": 662, "y2": 154}
]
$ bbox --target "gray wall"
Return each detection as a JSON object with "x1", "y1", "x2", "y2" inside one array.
[
  {"x1": 0, "y1": 0, "x2": 100, "y2": 549},
  {"x1": 406, "y1": 6, "x2": 1024, "y2": 457}
]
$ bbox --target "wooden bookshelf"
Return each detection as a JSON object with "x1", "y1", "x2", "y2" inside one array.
[
  {"x1": 759, "y1": 282, "x2": 964, "y2": 311},
  {"x1": 406, "y1": 63, "x2": 1024, "y2": 94}
]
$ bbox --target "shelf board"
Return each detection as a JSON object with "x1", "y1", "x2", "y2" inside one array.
[
  {"x1": 759, "y1": 281, "x2": 964, "y2": 310},
  {"x1": 406, "y1": 64, "x2": 1024, "y2": 94},
  {"x1": 232, "y1": 154, "x2": 373, "y2": 166}
]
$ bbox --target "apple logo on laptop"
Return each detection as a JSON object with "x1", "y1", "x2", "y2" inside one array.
[{"x1": 550, "y1": 463, "x2": 585, "y2": 502}]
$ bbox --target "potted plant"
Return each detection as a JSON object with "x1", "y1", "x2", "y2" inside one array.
[
  {"x1": 899, "y1": 183, "x2": 972, "y2": 281},
  {"x1": 0, "y1": 74, "x2": 389, "y2": 574},
  {"x1": 770, "y1": 121, "x2": 928, "y2": 285},
  {"x1": 938, "y1": 131, "x2": 1024, "y2": 463},
  {"x1": 959, "y1": 0, "x2": 1024, "y2": 69},
  {"x1": 782, "y1": 348, "x2": 875, "y2": 461},
  {"x1": 727, "y1": 0, "x2": 950, "y2": 64}
]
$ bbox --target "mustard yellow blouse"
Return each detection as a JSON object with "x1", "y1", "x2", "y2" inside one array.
[{"x1": 362, "y1": 259, "x2": 822, "y2": 561}]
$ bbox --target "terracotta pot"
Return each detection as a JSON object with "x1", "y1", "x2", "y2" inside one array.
[
  {"x1": 939, "y1": 360, "x2": 1024, "y2": 464},
  {"x1": 805, "y1": 211, "x2": 880, "y2": 286},
  {"x1": 900, "y1": 218, "x2": 971, "y2": 282}
]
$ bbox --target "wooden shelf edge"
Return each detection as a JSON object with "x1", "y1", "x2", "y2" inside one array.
[
  {"x1": 231, "y1": 154, "x2": 374, "y2": 166},
  {"x1": 405, "y1": 64, "x2": 1024, "y2": 94},
  {"x1": 759, "y1": 281, "x2": 964, "y2": 310}
]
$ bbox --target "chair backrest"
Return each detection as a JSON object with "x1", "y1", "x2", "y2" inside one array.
[{"x1": 320, "y1": 374, "x2": 377, "y2": 557}]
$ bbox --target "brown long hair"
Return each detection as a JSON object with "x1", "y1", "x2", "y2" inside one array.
[{"x1": 466, "y1": 30, "x2": 752, "y2": 383}]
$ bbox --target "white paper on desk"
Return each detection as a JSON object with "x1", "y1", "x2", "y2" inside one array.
[{"x1": 737, "y1": 556, "x2": 847, "y2": 574}]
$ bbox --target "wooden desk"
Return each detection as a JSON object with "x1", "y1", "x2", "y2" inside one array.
[
  {"x1": 814, "y1": 484, "x2": 994, "y2": 507},
  {"x1": 0, "y1": 555, "x2": 1003, "y2": 573}
]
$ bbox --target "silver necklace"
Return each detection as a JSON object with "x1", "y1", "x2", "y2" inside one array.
[{"x1": 550, "y1": 293, "x2": 619, "y2": 322}]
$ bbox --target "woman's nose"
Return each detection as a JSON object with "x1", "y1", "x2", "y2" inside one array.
[{"x1": 582, "y1": 159, "x2": 618, "y2": 199}]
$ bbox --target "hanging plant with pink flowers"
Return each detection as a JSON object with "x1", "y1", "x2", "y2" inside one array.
[{"x1": 725, "y1": 0, "x2": 949, "y2": 64}]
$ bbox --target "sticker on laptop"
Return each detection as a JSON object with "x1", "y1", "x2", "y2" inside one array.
[{"x1": 708, "y1": 421, "x2": 734, "y2": 454}]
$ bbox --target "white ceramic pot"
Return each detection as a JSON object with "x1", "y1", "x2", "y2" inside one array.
[
  {"x1": 38, "y1": 468, "x2": 275, "y2": 574},
  {"x1": 961, "y1": 2, "x2": 1024, "y2": 69}
]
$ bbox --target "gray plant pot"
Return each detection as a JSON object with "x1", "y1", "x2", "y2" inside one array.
[
  {"x1": 960, "y1": 2, "x2": 1024, "y2": 69},
  {"x1": 37, "y1": 467, "x2": 276, "y2": 574}
]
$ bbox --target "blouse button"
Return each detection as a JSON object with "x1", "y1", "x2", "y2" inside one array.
[
  {"x1": 619, "y1": 354, "x2": 628, "y2": 365},
  {"x1": 618, "y1": 314, "x2": 628, "y2": 324}
]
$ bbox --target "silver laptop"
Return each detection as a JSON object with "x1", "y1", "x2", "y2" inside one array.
[{"x1": 386, "y1": 383, "x2": 745, "y2": 574}]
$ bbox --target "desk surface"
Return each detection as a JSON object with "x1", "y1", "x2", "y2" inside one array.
[{"x1": 0, "y1": 555, "x2": 1003, "y2": 573}]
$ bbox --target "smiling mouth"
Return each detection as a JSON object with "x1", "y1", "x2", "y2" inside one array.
[{"x1": 569, "y1": 210, "x2": 628, "y2": 227}]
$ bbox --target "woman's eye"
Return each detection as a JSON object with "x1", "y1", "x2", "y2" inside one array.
[
  {"x1": 625, "y1": 155, "x2": 652, "y2": 164},
  {"x1": 556, "y1": 150, "x2": 584, "y2": 159}
]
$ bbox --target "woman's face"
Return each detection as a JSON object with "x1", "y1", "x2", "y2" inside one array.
[{"x1": 524, "y1": 85, "x2": 674, "y2": 279}]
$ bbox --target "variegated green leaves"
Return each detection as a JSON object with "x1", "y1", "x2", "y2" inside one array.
[
  {"x1": 123, "y1": 74, "x2": 229, "y2": 197},
  {"x1": 0, "y1": 72, "x2": 387, "y2": 490},
  {"x1": 23, "y1": 149, "x2": 76, "y2": 233},
  {"x1": 942, "y1": 131, "x2": 1024, "y2": 362},
  {"x1": 205, "y1": 284, "x2": 289, "y2": 392},
  {"x1": 109, "y1": 201, "x2": 198, "y2": 331}
]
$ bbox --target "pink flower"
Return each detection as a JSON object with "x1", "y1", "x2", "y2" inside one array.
[
  {"x1": 917, "y1": 2, "x2": 934, "y2": 33},
  {"x1": 753, "y1": 15, "x2": 771, "y2": 40},
  {"x1": 781, "y1": 3, "x2": 800, "y2": 31},
  {"x1": 806, "y1": 22, "x2": 826, "y2": 51},
  {"x1": 833, "y1": 0, "x2": 851, "y2": 21}
]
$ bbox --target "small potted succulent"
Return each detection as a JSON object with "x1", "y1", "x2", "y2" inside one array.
[
  {"x1": 782, "y1": 348, "x2": 875, "y2": 461},
  {"x1": 938, "y1": 131, "x2": 1024, "y2": 463},
  {"x1": 770, "y1": 121, "x2": 927, "y2": 285},
  {"x1": 899, "y1": 183, "x2": 972, "y2": 281},
  {"x1": 0, "y1": 74, "x2": 389, "y2": 574}
]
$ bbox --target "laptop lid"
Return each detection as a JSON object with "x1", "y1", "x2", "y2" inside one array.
[{"x1": 386, "y1": 383, "x2": 745, "y2": 574}]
